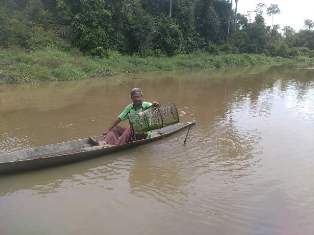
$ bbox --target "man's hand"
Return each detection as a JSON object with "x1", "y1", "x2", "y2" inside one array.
[
  {"x1": 103, "y1": 119, "x2": 121, "y2": 137},
  {"x1": 103, "y1": 129, "x2": 110, "y2": 137},
  {"x1": 103, "y1": 127, "x2": 114, "y2": 137},
  {"x1": 152, "y1": 101, "x2": 160, "y2": 107}
]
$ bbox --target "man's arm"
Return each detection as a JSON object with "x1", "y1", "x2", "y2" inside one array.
[
  {"x1": 143, "y1": 101, "x2": 159, "y2": 110},
  {"x1": 109, "y1": 118, "x2": 121, "y2": 131},
  {"x1": 103, "y1": 118, "x2": 121, "y2": 136},
  {"x1": 103, "y1": 104, "x2": 132, "y2": 136}
]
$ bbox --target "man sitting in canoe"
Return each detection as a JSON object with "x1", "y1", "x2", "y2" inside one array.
[{"x1": 95, "y1": 88, "x2": 159, "y2": 146}]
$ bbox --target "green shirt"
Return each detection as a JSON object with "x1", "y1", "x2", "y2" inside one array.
[
  {"x1": 118, "y1": 101, "x2": 153, "y2": 121},
  {"x1": 118, "y1": 101, "x2": 153, "y2": 138}
]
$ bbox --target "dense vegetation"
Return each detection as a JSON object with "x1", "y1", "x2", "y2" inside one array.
[
  {"x1": 5, "y1": 48, "x2": 313, "y2": 82},
  {"x1": 1, "y1": 0, "x2": 314, "y2": 57},
  {"x1": 0, "y1": 0, "x2": 314, "y2": 83}
]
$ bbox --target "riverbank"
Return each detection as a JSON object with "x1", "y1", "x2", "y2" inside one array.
[{"x1": 0, "y1": 48, "x2": 313, "y2": 83}]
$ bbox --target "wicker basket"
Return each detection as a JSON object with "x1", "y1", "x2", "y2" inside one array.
[{"x1": 129, "y1": 103, "x2": 179, "y2": 134}]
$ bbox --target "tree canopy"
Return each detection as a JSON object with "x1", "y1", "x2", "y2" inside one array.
[{"x1": 0, "y1": 0, "x2": 313, "y2": 57}]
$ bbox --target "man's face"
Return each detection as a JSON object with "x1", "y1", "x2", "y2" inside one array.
[{"x1": 131, "y1": 94, "x2": 143, "y2": 107}]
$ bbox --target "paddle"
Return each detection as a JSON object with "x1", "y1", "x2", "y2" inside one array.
[{"x1": 183, "y1": 125, "x2": 192, "y2": 145}]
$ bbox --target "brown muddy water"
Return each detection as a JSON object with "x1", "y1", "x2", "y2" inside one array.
[{"x1": 1, "y1": 66, "x2": 314, "y2": 235}]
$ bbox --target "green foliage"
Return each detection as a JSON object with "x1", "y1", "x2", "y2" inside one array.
[
  {"x1": 295, "y1": 30, "x2": 314, "y2": 50},
  {"x1": 283, "y1": 26, "x2": 296, "y2": 47},
  {"x1": 71, "y1": 0, "x2": 113, "y2": 56},
  {"x1": 268, "y1": 41, "x2": 289, "y2": 57},
  {"x1": 125, "y1": 2, "x2": 156, "y2": 55},
  {"x1": 0, "y1": 0, "x2": 63, "y2": 49},
  {"x1": 232, "y1": 14, "x2": 269, "y2": 54},
  {"x1": 195, "y1": 0, "x2": 220, "y2": 44},
  {"x1": 52, "y1": 63, "x2": 86, "y2": 80},
  {"x1": 0, "y1": 0, "x2": 313, "y2": 59},
  {"x1": 0, "y1": 8, "x2": 30, "y2": 48},
  {"x1": 3, "y1": 47, "x2": 311, "y2": 83},
  {"x1": 288, "y1": 47, "x2": 314, "y2": 57},
  {"x1": 153, "y1": 17, "x2": 184, "y2": 56},
  {"x1": 304, "y1": 19, "x2": 314, "y2": 30},
  {"x1": 206, "y1": 42, "x2": 220, "y2": 54}
]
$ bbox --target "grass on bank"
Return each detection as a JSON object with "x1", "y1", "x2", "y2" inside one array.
[{"x1": 0, "y1": 48, "x2": 313, "y2": 83}]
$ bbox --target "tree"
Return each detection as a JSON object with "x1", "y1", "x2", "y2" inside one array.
[
  {"x1": 169, "y1": 0, "x2": 172, "y2": 17},
  {"x1": 71, "y1": 0, "x2": 113, "y2": 56},
  {"x1": 267, "y1": 4, "x2": 280, "y2": 27},
  {"x1": 213, "y1": 0, "x2": 231, "y2": 40},
  {"x1": 304, "y1": 19, "x2": 314, "y2": 30},
  {"x1": 283, "y1": 26, "x2": 295, "y2": 37},
  {"x1": 153, "y1": 17, "x2": 184, "y2": 55},
  {"x1": 234, "y1": 0, "x2": 239, "y2": 23},
  {"x1": 1, "y1": 0, "x2": 314, "y2": 57},
  {"x1": 171, "y1": 0, "x2": 198, "y2": 52},
  {"x1": 125, "y1": 1, "x2": 155, "y2": 55},
  {"x1": 140, "y1": 0, "x2": 168, "y2": 16},
  {"x1": 283, "y1": 26, "x2": 296, "y2": 47},
  {"x1": 195, "y1": 0, "x2": 220, "y2": 44},
  {"x1": 255, "y1": 2, "x2": 266, "y2": 16},
  {"x1": 295, "y1": 30, "x2": 314, "y2": 50},
  {"x1": 227, "y1": 0, "x2": 232, "y2": 37},
  {"x1": 238, "y1": 14, "x2": 269, "y2": 53}
]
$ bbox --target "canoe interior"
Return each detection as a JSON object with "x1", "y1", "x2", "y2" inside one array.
[{"x1": 0, "y1": 122, "x2": 194, "y2": 165}]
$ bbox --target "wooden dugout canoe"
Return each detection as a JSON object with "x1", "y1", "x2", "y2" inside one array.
[{"x1": 0, "y1": 122, "x2": 195, "y2": 174}]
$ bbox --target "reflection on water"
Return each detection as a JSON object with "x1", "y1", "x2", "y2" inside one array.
[{"x1": 1, "y1": 66, "x2": 314, "y2": 235}]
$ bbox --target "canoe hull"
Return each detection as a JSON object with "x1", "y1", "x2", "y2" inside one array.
[{"x1": 0, "y1": 122, "x2": 195, "y2": 174}]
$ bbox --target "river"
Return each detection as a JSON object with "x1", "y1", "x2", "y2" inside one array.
[{"x1": 1, "y1": 66, "x2": 314, "y2": 235}]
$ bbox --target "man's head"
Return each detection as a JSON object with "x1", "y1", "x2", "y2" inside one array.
[{"x1": 130, "y1": 88, "x2": 143, "y2": 107}]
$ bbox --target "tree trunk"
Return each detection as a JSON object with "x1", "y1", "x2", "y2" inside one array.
[
  {"x1": 227, "y1": 0, "x2": 233, "y2": 38},
  {"x1": 234, "y1": 0, "x2": 238, "y2": 25},
  {"x1": 169, "y1": 0, "x2": 172, "y2": 18}
]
